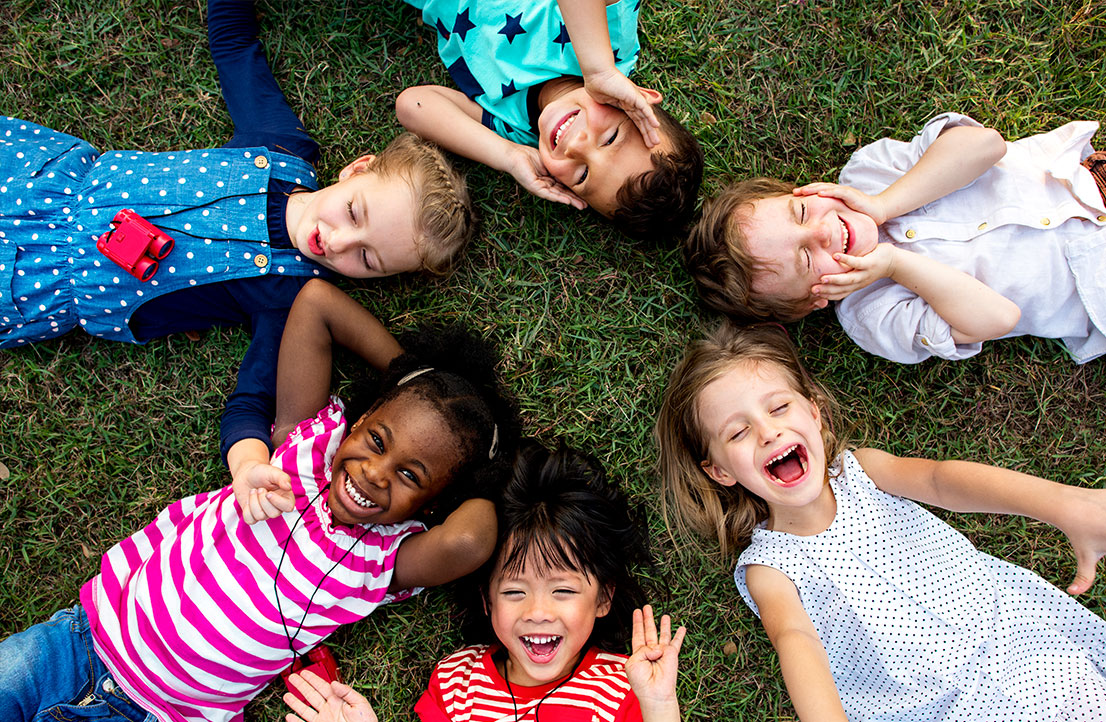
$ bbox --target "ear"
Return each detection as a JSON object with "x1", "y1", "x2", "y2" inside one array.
[
  {"x1": 808, "y1": 396, "x2": 822, "y2": 429},
  {"x1": 638, "y1": 86, "x2": 663, "y2": 106},
  {"x1": 339, "y1": 154, "x2": 377, "y2": 181},
  {"x1": 810, "y1": 297, "x2": 830, "y2": 311},
  {"x1": 595, "y1": 585, "x2": 613, "y2": 618},
  {"x1": 700, "y1": 457, "x2": 737, "y2": 487}
]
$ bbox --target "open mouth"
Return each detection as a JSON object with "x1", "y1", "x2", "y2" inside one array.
[
  {"x1": 550, "y1": 111, "x2": 579, "y2": 150},
  {"x1": 839, "y1": 218, "x2": 852, "y2": 255},
  {"x1": 343, "y1": 476, "x2": 378, "y2": 510},
  {"x1": 307, "y1": 227, "x2": 325, "y2": 256},
  {"x1": 764, "y1": 444, "x2": 808, "y2": 485},
  {"x1": 521, "y1": 635, "x2": 563, "y2": 662}
]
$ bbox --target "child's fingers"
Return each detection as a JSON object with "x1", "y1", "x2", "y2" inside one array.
[
  {"x1": 670, "y1": 624, "x2": 687, "y2": 654},
  {"x1": 631, "y1": 607, "x2": 645, "y2": 651},
  {"x1": 284, "y1": 712, "x2": 308, "y2": 722},
  {"x1": 290, "y1": 671, "x2": 332, "y2": 710},
  {"x1": 642, "y1": 605, "x2": 658, "y2": 646},
  {"x1": 793, "y1": 182, "x2": 837, "y2": 196},
  {"x1": 1068, "y1": 547, "x2": 1099, "y2": 595},
  {"x1": 282, "y1": 691, "x2": 315, "y2": 721},
  {"x1": 657, "y1": 613, "x2": 672, "y2": 645},
  {"x1": 263, "y1": 489, "x2": 295, "y2": 516}
]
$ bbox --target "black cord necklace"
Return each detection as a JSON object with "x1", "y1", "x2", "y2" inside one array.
[
  {"x1": 503, "y1": 650, "x2": 587, "y2": 721},
  {"x1": 273, "y1": 481, "x2": 372, "y2": 659}
]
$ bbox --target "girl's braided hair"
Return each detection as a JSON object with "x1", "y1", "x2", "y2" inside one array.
[{"x1": 372, "y1": 133, "x2": 475, "y2": 276}]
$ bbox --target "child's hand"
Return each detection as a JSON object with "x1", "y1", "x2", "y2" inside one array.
[
  {"x1": 506, "y1": 145, "x2": 587, "y2": 209},
  {"x1": 813, "y1": 243, "x2": 898, "y2": 301},
  {"x1": 794, "y1": 183, "x2": 889, "y2": 226},
  {"x1": 233, "y1": 459, "x2": 294, "y2": 525},
  {"x1": 625, "y1": 605, "x2": 685, "y2": 720},
  {"x1": 582, "y1": 68, "x2": 663, "y2": 148},
  {"x1": 1056, "y1": 487, "x2": 1106, "y2": 595},
  {"x1": 284, "y1": 670, "x2": 378, "y2": 722}
]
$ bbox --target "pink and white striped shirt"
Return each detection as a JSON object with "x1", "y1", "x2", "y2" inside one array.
[{"x1": 81, "y1": 398, "x2": 424, "y2": 722}]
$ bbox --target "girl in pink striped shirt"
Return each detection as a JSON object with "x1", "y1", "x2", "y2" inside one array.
[
  {"x1": 286, "y1": 439, "x2": 687, "y2": 722},
  {"x1": 0, "y1": 280, "x2": 519, "y2": 722}
]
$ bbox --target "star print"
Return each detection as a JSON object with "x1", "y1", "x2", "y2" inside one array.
[
  {"x1": 498, "y1": 13, "x2": 526, "y2": 44},
  {"x1": 553, "y1": 22, "x2": 571, "y2": 52},
  {"x1": 453, "y1": 9, "x2": 476, "y2": 42},
  {"x1": 501, "y1": 80, "x2": 520, "y2": 97},
  {"x1": 612, "y1": 47, "x2": 622, "y2": 64},
  {"x1": 435, "y1": 18, "x2": 450, "y2": 40}
]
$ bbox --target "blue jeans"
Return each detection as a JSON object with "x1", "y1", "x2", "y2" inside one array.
[{"x1": 0, "y1": 605, "x2": 156, "y2": 722}]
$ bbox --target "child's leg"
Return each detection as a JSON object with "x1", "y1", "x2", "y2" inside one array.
[{"x1": 0, "y1": 604, "x2": 153, "y2": 722}]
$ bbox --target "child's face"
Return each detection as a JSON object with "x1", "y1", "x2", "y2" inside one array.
[
  {"x1": 697, "y1": 361, "x2": 828, "y2": 515},
  {"x1": 487, "y1": 550, "x2": 612, "y2": 687},
  {"x1": 536, "y1": 86, "x2": 665, "y2": 217},
  {"x1": 327, "y1": 394, "x2": 462, "y2": 526},
  {"x1": 286, "y1": 156, "x2": 422, "y2": 279},
  {"x1": 741, "y1": 194, "x2": 878, "y2": 311}
]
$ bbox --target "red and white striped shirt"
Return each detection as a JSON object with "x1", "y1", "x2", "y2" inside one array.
[
  {"x1": 415, "y1": 645, "x2": 641, "y2": 722},
  {"x1": 81, "y1": 398, "x2": 424, "y2": 722}
]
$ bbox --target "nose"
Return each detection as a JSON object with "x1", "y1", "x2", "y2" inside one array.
[
  {"x1": 327, "y1": 228, "x2": 357, "y2": 254},
  {"x1": 562, "y1": 119, "x2": 592, "y2": 160},
  {"x1": 522, "y1": 595, "x2": 554, "y2": 623},
  {"x1": 355, "y1": 458, "x2": 388, "y2": 488},
  {"x1": 757, "y1": 418, "x2": 782, "y2": 446}
]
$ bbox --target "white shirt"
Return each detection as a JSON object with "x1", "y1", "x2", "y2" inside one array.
[{"x1": 835, "y1": 112, "x2": 1106, "y2": 363}]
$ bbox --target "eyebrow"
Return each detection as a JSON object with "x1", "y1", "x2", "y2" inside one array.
[{"x1": 379, "y1": 423, "x2": 430, "y2": 482}]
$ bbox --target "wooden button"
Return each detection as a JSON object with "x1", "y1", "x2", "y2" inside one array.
[
  {"x1": 1041, "y1": 217, "x2": 1050, "y2": 226},
  {"x1": 905, "y1": 229, "x2": 916, "y2": 239},
  {"x1": 977, "y1": 222, "x2": 988, "y2": 231},
  {"x1": 254, "y1": 156, "x2": 269, "y2": 169},
  {"x1": 253, "y1": 254, "x2": 268, "y2": 267}
]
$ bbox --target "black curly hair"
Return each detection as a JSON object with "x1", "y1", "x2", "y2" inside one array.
[
  {"x1": 458, "y1": 439, "x2": 650, "y2": 652},
  {"x1": 345, "y1": 325, "x2": 520, "y2": 522}
]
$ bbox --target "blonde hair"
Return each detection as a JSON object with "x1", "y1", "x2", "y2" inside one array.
[
  {"x1": 683, "y1": 178, "x2": 817, "y2": 322},
  {"x1": 370, "y1": 133, "x2": 475, "y2": 276},
  {"x1": 654, "y1": 322, "x2": 846, "y2": 558}
]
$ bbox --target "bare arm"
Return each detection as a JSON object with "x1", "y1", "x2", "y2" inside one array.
[
  {"x1": 389, "y1": 497, "x2": 497, "y2": 592},
  {"x1": 855, "y1": 447, "x2": 1106, "y2": 594},
  {"x1": 396, "y1": 86, "x2": 586, "y2": 208},
  {"x1": 746, "y1": 565, "x2": 849, "y2": 722},
  {"x1": 273, "y1": 279, "x2": 402, "y2": 445},
  {"x1": 555, "y1": 0, "x2": 660, "y2": 146}
]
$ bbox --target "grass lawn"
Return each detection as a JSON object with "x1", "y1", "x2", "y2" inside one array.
[{"x1": 1, "y1": 0, "x2": 1104, "y2": 719}]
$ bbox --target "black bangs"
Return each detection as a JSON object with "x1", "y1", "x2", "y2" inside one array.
[{"x1": 497, "y1": 524, "x2": 593, "y2": 583}]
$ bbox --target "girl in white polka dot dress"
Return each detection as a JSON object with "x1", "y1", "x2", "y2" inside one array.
[
  {"x1": 0, "y1": 0, "x2": 473, "y2": 469},
  {"x1": 656, "y1": 323, "x2": 1106, "y2": 722}
]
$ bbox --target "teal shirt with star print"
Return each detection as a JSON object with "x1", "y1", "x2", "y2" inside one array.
[{"x1": 407, "y1": 0, "x2": 642, "y2": 146}]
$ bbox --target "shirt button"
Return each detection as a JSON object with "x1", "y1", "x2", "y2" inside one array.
[
  {"x1": 253, "y1": 254, "x2": 268, "y2": 267},
  {"x1": 905, "y1": 229, "x2": 916, "y2": 239},
  {"x1": 977, "y1": 222, "x2": 988, "y2": 231},
  {"x1": 1097, "y1": 215, "x2": 1106, "y2": 222},
  {"x1": 920, "y1": 337, "x2": 930, "y2": 346},
  {"x1": 103, "y1": 677, "x2": 116, "y2": 693},
  {"x1": 254, "y1": 156, "x2": 269, "y2": 169},
  {"x1": 1041, "y1": 217, "x2": 1050, "y2": 226}
]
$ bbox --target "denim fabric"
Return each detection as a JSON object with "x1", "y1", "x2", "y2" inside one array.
[{"x1": 0, "y1": 605, "x2": 155, "y2": 722}]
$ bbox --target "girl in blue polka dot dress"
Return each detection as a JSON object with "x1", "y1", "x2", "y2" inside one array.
[
  {"x1": 656, "y1": 323, "x2": 1106, "y2": 722},
  {"x1": 0, "y1": 0, "x2": 472, "y2": 473}
]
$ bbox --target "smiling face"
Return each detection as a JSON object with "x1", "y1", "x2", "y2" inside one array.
[
  {"x1": 697, "y1": 361, "x2": 830, "y2": 529},
  {"x1": 487, "y1": 548, "x2": 612, "y2": 688},
  {"x1": 327, "y1": 394, "x2": 462, "y2": 526},
  {"x1": 741, "y1": 193, "x2": 879, "y2": 311},
  {"x1": 536, "y1": 84, "x2": 666, "y2": 217},
  {"x1": 285, "y1": 156, "x2": 422, "y2": 279}
]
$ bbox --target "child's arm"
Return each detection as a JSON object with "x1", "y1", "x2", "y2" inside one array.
[
  {"x1": 745, "y1": 565, "x2": 851, "y2": 722},
  {"x1": 272, "y1": 279, "x2": 402, "y2": 446},
  {"x1": 624, "y1": 605, "x2": 686, "y2": 722},
  {"x1": 814, "y1": 243, "x2": 1022, "y2": 344},
  {"x1": 797, "y1": 125, "x2": 1007, "y2": 225},
  {"x1": 555, "y1": 0, "x2": 661, "y2": 147},
  {"x1": 388, "y1": 497, "x2": 498, "y2": 592},
  {"x1": 284, "y1": 669, "x2": 378, "y2": 722},
  {"x1": 855, "y1": 447, "x2": 1106, "y2": 594},
  {"x1": 395, "y1": 86, "x2": 586, "y2": 209}
]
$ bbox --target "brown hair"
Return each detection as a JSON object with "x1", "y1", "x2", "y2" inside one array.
[
  {"x1": 654, "y1": 322, "x2": 846, "y2": 558},
  {"x1": 370, "y1": 133, "x2": 475, "y2": 276},
  {"x1": 610, "y1": 107, "x2": 704, "y2": 242},
  {"x1": 683, "y1": 178, "x2": 816, "y2": 322}
]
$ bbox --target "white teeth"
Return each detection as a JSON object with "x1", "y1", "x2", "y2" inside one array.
[
  {"x1": 344, "y1": 478, "x2": 377, "y2": 509},
  {"x1": 840, "y1": 219, "x2": 850, "y2": 253},
  {"x1": 553, "y1": 113, "x2": 577, "y2": 148},
  {"x1": 767, "y1": 444, "x2": 799, "y2": 465},
  {"x1": 523, "y1": 635, "x2": 561, "y2": 645}
]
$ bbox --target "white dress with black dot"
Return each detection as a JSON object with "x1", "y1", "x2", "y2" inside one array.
[{"x1": 736, "y1": 451, "x2": 1106, "y2": 721}]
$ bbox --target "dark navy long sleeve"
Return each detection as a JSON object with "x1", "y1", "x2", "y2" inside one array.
[{"x1": 131, "y1": 0, "x2": 327, "y2": 464}]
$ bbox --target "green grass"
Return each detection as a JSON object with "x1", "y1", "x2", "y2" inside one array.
[{"x1": 2, "y1": 0, "x2": 1105, "y2": 719}]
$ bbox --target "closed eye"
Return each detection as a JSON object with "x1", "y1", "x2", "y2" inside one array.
[
  {"x1": 603, "y1": 127, "x2": 619, "y2": 146},
  {"x1": 800, "y1": 202, "x2": 807, "y2": 224},
  {"x1": 771, "y1": 403, "x2": 790, "y2": 414},
  {"x1": 347, "y1": 200, "x2": 356, "y2": 222},
  {"x1": 575, "y1": 166, "x2": 589, "y2": 186},
  {"x1": 729, "y1": 427, "x2": 748, "y2": 441}
]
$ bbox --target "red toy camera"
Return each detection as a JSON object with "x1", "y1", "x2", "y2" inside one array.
[
  {"x1": 96, "y1": 209, "x2": 175, "y2": 282},
  {"x1": 281, "y1": 644, "x2": 342, "y2": 704}
]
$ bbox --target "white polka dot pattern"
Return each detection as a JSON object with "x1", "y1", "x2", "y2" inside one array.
[
  {"x1": 735, "y1": 451, "x2": 1106, "y2": 720},
  {"x1": 0, "y1": 116, "x2": 323, "y2": 347}
]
